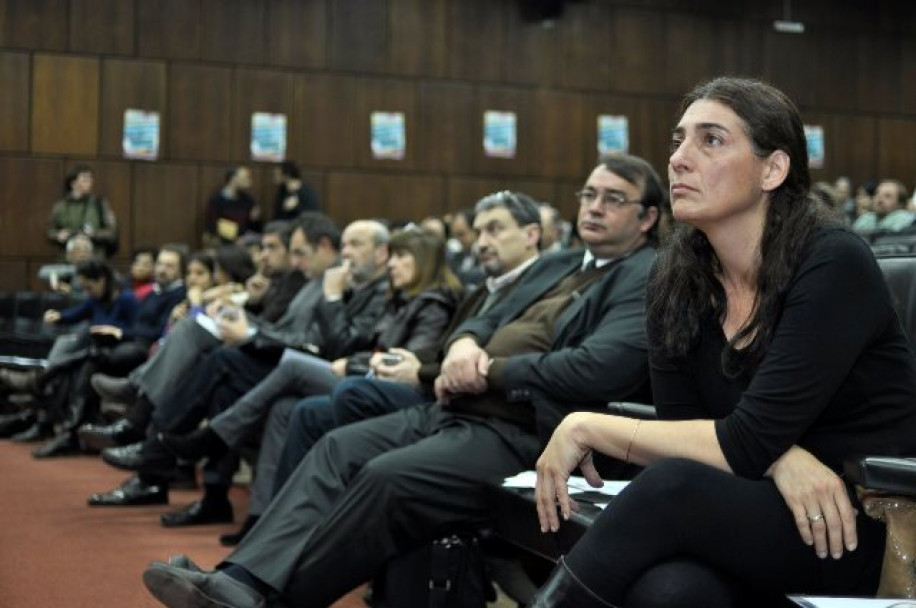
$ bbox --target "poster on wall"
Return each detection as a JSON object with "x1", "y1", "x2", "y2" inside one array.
[
  {"x1": 370, "y1": 112, "x2": 406, "y2": 160},
  {"x1": 597, "y1": 115, "x2": 629, "y2": 155},
  {"x1": 251, "y1": 112, "x2": 287, "y2": 162},
  {"x1": 483, "y1": 111, "x2": 517, "y2": 158},
  {"x1": 804, "y1": 125, "x2": 825, "y2": 169},
  {"x1": 122, "y1": 109, "x2": 160, "y2": 161}
]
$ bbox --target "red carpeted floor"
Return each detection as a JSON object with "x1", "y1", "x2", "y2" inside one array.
[{"x1": 0, "y1": 440, "x2": 367, "y2": 607}]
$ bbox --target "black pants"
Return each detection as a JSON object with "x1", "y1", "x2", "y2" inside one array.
[
  {"x1": 225, "y1": 404, "x2": 541, "y2": 608},
  {"x1": 564, "y1": 458, "x2": 885, "y2": 608}
]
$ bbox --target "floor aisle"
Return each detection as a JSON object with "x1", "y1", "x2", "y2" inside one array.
[{"x1": 0, "y1": 440, "x2": 367, "y2": 607}]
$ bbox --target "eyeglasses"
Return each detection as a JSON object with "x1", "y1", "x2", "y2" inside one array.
[{"x1": 576, "y1": 189, "x2": 641, "y2": 211}]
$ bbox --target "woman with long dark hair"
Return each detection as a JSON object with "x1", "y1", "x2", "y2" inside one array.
[{"x1": 531, "y1": 77, "x2": 916, "y2": 606}]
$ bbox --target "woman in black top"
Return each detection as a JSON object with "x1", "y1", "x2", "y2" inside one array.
[{"x1": 531, "y1": 77, "x2": 916, "y2": 606}]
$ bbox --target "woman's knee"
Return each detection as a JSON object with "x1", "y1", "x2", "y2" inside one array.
[{"x1": 625, "y1": 560, "x2": 738, "y2": 608}]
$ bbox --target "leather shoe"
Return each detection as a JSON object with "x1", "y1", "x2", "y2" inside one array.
[
  {"x1": 90, "y1": 373, "x2": 138, "y2": 403},
  {"x1": 78, "y1": 419, "x2": 144, "y2": 451},
  {"x1": 102, "y1": 441, "x2": 175, "y2": 473},
  {"x1": 143, "y1": 562, "x2": 265, "y2": 608},
  {"x1": 168, "y1": 554, "x2": 203, "y2": 572},
  {"x1": 88, "y1": 475, "x2": 168, "y2": 506},
  {"x1": 161, "y1": 499, "x2": 233, "y2": 528},
  {"x1": 10, "y1": 420, "x2": 53, "y2": 442},
  {"x1": 0, "y1": 410, "x2": 36, "y2": 438},
  {"x1": 32, "y1": 431, "x2": 82, "y2": 458}
]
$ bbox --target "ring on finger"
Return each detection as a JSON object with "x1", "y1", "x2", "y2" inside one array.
[{"x1": 806, "y1": 513, "x2": 825, "y2": 523}]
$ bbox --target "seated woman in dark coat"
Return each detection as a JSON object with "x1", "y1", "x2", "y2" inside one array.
[{"x1": 531, "y1": 77, "x2": 916, "y2": 607}]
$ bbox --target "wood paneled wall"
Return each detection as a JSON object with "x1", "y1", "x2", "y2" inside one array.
[{"x1": 1, "y1": 0, "x2": 915, "y2": 289}]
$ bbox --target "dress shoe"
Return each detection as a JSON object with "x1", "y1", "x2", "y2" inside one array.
[
  {"x1": 10, "y1": 420, "x2": 53, "y2": 442},
  {"x1": 168, "y1": 554, "x2": 203, "y2": 573},
  {"x1": 161, "y1": 499, "x2": 233, "y2": 528},
  {"x1": 78, "y1": 419, "x2": 144, "y2": 451},
  {"x1": 143, "y1": 562, "x2": 265, "y2": 608},
  {"x1": 0, "y1": 410, "x2": 36, "y2": 438},
  {"x1": 90, "y1": 373, "x2": 138, "y2": 403},
  {"x1": 88, "y1": 475, "x2": 169, "y2": 506},
  {"x1": 220, "y1": 514, "x2": 260, "y2": 547},
  {"x1": 32, "y1": 431, "x2": 82, "y2": 458},
  {"x1": 101, "y1": 440, "x2": 176, "y2": 473},
  {"x1": 159, "y1": 427, "x2": 228, "y2": 462}
]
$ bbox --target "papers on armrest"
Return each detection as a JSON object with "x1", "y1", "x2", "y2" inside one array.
[
  {"x1": 789, "y1": 597, "x2": 916, "y2": 607},
  {"x1": 502, "y1": 471, "x2": 629, "y2": 496}
]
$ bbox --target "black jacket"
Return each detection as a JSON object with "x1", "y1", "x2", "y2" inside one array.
[{"x1": 453, "y1": 247, "x2": 655, "y2": 444}]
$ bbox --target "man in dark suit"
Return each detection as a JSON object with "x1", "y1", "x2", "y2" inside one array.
[{"x1": 142, "y1": 153, "x2": 667, "y2": 608}]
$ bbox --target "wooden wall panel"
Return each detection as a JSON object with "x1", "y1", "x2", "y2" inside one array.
[
  {"x1": 634, "y1": 98, "x2": 681, "y2": 177},
  {"x1": 133, "y1": 164, "x2": 200, "y2": 249},
  {"x1": 418, "y1": 82, "x2": 474, "y2": 175},
  {"x1": 713, "y1": 19, "x2": 764, "y2": 78},
  {"x1": 201, "y1": 0, "x2": 266, "y2": 65},
  {"x1": 504, "y1": 14, "x2": 562, "y2": 87},
  {"x1": 100, "y1": 59, "x2": 167, "y2": 157},
  {"x1": 267, "y1": 0, "x2": 327, "y2": 69},
  {"x1": 328, "y1": 0, "x2": 387, "y2": 73},
  {"x1": 387, "y1": 175, "x2": 446, "y2": 222},
  {"x1": 325, "y1": 173, "x2": 389, "y2": 226},
  {"x1": 0, "y1": 0, "x2": 67, "y2": 51},
  {"x1": 531, "y1": 90, "x2": 585, "y2": 179},
  {"x1": 561, "y1": 2, "x2": 612, "y2": 90},
  {"x1": 609, "y1": 7, "x2": 666, "y2": 95},
  {"x1": 474, "y1": 87, "x2": 530, "y2": 176},
  {"x1": 879, "y1": 119, "x2": 916, "y2": 188},
  {"x1": 388, "y1": 0, "x2": 447, "y2": 77},
  {"x1": 0, "y1": 52, "x2": 30, "y2": 151},
  {"x1": 0, "y1": 158, "x2": 63, "y2": 257},
  {"x1": 247, "y1": 165, "x2": 278, "y2": 222},
  {"x1": 0, "y1": 260, "x2": 28, "y2": 291},
  {"x1": 854, "y1": 36, "x2": 899, "y2": 114},
  {"x1": 136, "y1": 0, "x2": 200, "y2": 60},
  {"x1": 32, "y1": 55, "x2": 99, "y2": 156},
  {"x1": 356, "y1": 78, "x2": 418, "y2": 170},
  {"x1": 901, "y1": 40, "x2": 916, "y2": 122},
  {"x1": 232, "y1": 69, "x2": 297, "y2": 164},
  {"x1": 70, "y1": 0, "x2": 134, "y2": 56},
  {"x1": 763, "y1": 31, "x2": 815, "y2": 109},
  {"x1": 168, "y1": 64, "x2": 232, "y2": 162},
  {"x1": 810, "y1": 33, "x2": 858, "y2": 113},
  {"x1": 296, "y1": 74, "x2": 357, "y2": 169},
  {"x1": 448, "y1": 0, "x2": 506, "y2": 82},
  {"x1": 446, "y1": 177, "x2": 558, "y2": 214},
  {"x1": 86, "y1": 160, "x2": 133, "y2": 259},
  {"x1": 664, "y1": 14, "x2": 715, "y2": 95}
]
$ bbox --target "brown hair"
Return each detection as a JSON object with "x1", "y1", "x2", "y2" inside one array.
[{"x1": 388, "y1": 230, "x2": 462, "y2": 298}]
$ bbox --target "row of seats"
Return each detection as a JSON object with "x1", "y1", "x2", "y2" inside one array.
[{"x1": 0, "y1": 291, "x2": 83, "y2": 361}]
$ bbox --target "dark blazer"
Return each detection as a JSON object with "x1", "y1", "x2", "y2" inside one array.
[
  {"x1": 453, "y1": 246, "x2": 656, "y2": 444},
  {"x1": 311, "y1": 275, "x2": 390, "y2": 359}
]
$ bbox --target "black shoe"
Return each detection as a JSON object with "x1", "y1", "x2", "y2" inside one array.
[
  {"x1": 78, "y1": 419, "x2": 144, "y2": 451},
  {"x1": 32, "y1": 432, "x2": 82, "y2": 458},
  {"x1": 10, "y1": 420, "x2": 53, "y2": 442},
  {"x1": 87, "y1": 475, "x2": 169, "y2": 506},
  {"x1": 0, "y1": 410, "x2": 36, "y2": 438},
  {"x1": 161, "y1": 499, "x2": 233, "y2": 528},
  {"x1": 220, "y1": 514, "x2": 260, "y2": 547},
  {"x1": 90, "y1": 373, "x2": 138, "y2": 403},
  {"x1": 169, "y1": 463, "x2": 199, "y2": 491},
  {"x1": 101, "y1": 441, "x2": 175, "y2": 473},
  {"x1": 159, "y1": 427, "x2": 228, "y2": 462}
]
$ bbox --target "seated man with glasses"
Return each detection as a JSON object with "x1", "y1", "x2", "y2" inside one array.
[{"x1": 142, "y1": 153, "x2": 666, "y2": 608}]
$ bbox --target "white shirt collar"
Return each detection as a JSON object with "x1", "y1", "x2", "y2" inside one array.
[{"x1": 485, "y1": 255, "x2": 539, "y2": 294}]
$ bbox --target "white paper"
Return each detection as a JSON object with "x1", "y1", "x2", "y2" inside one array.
[
  {"x1": 483, "y1": 110, "x2": 517, "y2": 158},
  {"x1": 370, "y1": 112, "x2": 406, "y2": 160},
  {"x1": 251, "y1": 112, "x2": 287, "y2": 162},
  {"x1": 503, "y1": 471, "x2": 629, "y2": 497},
  {"x1": 790, "y1": 597, "x2": 916, "y2": 607},
  {"x1": 123, "y1": 109, "x2": 160, "y2": 161}
]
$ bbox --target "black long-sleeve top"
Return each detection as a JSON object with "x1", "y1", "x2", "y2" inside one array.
[{"x1": 650, "y1": 227, "x2": 916, "y2": 479}]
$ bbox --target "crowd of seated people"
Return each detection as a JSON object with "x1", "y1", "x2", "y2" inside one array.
[{"x1": 2, "y1": 80, "x2": 915, "y2": 608}]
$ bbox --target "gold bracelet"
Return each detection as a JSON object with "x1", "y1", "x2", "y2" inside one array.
[{"x1": 625, "y1": 419, "x2": 642, "y2": 464}]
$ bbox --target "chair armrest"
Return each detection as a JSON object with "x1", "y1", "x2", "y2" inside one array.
[
  {"x1": 606, "y1": 401, "x2": 658, "y2": 419},
  {"x1": 844, "y1": 456, "x2": 916, "y2": 497}
]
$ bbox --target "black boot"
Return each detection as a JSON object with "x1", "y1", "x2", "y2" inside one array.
[{"x1": 529, "y1": 557, "x2": 617, "y2": 607}]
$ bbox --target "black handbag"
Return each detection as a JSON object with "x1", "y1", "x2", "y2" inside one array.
[{"x1": 372, "y1": 534, "x2": 496, "y2": 608}]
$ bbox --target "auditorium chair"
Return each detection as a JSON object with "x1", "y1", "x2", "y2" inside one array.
[{"x1": 490, "y1": 253, "x2": 916, "y2": 600}]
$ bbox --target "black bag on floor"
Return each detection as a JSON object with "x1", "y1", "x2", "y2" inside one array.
[{"x1": 371, "y1": 534, "x2": 496, "y2": 608}]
